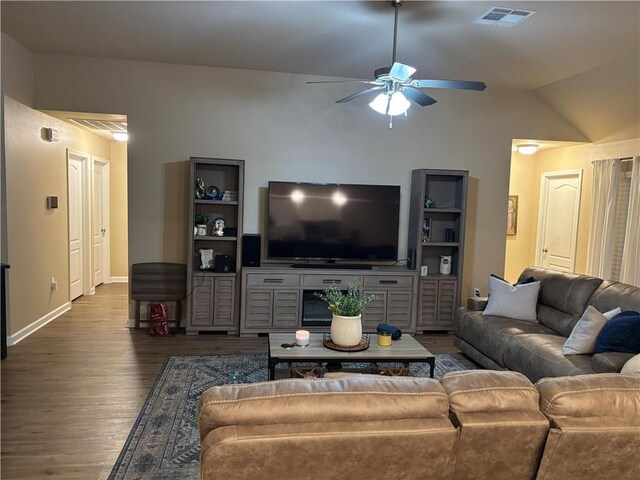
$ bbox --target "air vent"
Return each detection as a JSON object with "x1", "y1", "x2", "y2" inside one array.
[
  {"x1": 473, "y1": 7, "x2": 536, "y2": 27},
  {"x1": 67, "y1": 118, "x2": 127, "y2": 132}
]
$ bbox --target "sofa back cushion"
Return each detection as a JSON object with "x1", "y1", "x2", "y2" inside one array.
[
  {"x1": 534, "y1": 374, "x2": 640, "y2": 480},
  {"x1": 588, "y1": 279, "x2": 640, "y2": 313},
  {"x1": 198, "y1": 376, "x2": 448, "y2": 439},
  {"x1": 519, "y1": 267, "x2": 603, "y2": 337}
]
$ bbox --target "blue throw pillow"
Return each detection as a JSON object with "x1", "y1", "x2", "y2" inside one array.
[{"x1": 594, "y1": 311, "x2": 640, "y2": 354}]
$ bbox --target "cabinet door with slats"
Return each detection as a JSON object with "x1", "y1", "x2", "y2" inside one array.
[
  {"x1": 386, "y1": 290, "x2": 413, "y2": 328},
  {"x1": 191, "y1": 277, "x2": 214, "y2": 326},
  {"x1": 213, "y1": 277, "x2": 235, "y2": 327},
  {"x1": 437, "y1": 280, "x2": 458, "y2": 327},
  {"x1": 362, "y1": 290, "x2": 387, "y2": 330},
  {"x1": 272, "y1": 290, "x2": 300, "y2": 328},
  {"x1": 244, "y1": 289, "x2": 273, "y2": 328},
  {"x1": 418, "y1": 280, "x2": 438, "y2": 328}
]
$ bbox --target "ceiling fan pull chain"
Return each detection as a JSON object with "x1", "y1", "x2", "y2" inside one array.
[{"x1": 388, "y1": 116, "x2": 394, "y2": 129}]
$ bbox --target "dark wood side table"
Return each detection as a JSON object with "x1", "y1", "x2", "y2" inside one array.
[{"x1": 131, "y1": 263, "x2": 187, "y2": 328}]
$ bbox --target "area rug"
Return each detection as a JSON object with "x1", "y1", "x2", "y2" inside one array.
[{"x1": 108, "y1": 353, "x2": 477, "y2": 479}]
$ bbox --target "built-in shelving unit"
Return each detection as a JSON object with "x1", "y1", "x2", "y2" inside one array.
[
  {"x1": 408, "y1": 169, "x2": 468, "y2": 331},
  {"x1": 186, "y1": 157, "x2": 244, "y2": 334}
]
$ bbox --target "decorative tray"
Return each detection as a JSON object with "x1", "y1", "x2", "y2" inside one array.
[{"x1": 323, "y1": 333, "x2": 370, "y2": 352}]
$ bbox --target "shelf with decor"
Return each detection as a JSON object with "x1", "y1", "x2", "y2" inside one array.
[
  {"x1": 194, "y1": 199, "x2": 239, "y2": 206},
  {"x1": 408, "y1": 169, "x2": 468, "y2": 332},
  {"x1": 187, "y1": 157, "x2": 244, "y2": 334}
]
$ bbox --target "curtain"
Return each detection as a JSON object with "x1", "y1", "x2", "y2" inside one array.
[
  {"x1": 620, "y1": 157, "x2": 640, "y2": 286},
  {"x1": 586, "y1": 158, "x2": 621, "y2": 279}
]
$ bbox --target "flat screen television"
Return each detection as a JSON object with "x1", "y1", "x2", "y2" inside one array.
[{"x1": 267, "y1": 181, "x2": 400, "y2": 262}]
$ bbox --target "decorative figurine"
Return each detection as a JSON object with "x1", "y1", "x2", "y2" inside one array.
[
  {"x1": 213, "y1": 218, "x2": 225, "y2": 236},
  {"x1": 425, "y1": 198, "x2": 435, "y2": 208},
  {"x1": 199, "y1": 249, "x2": 214, "y2": 270},
  {"x1": 195, "y1": 177, "x2": 205, "y2": 199}
]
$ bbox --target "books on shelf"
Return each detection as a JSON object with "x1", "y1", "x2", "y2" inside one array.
[{"x1": 222, "y1": 190, "x2": 238, "y2": 201}]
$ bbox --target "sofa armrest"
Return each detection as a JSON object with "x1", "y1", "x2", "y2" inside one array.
[{"x1": 466, "y1": 296, "x2": 488, "y2": 311}]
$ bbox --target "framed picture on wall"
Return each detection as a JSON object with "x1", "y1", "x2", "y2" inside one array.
[{"x1": 507, "y1": 195, "x2": 518, "y2": 235}]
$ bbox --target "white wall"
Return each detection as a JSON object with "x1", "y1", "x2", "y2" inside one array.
[
  {"x1": 534, "y1": 54, "x2": 640, "y2": 143},
  {"x1": 31, "y1": 53, "x2": 588, "y2": 301},
  {"x1": 4, "y1": 97, "x2": 112, "y2": 337}
]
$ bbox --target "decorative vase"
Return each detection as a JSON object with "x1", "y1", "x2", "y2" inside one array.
[
  {"x1": 196, "y1": 224, "x2": 208, "y2": 236},
  {"x1": 330, "y1": 314, "x2": 362, "y2": 347}
]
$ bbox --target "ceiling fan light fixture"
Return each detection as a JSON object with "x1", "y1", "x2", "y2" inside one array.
[
  {"x1": 112, "y1": 131, "x2": 128, "y2": 142},
  {"x1": 516, "y1": 144, "x2": 539, "y2": 155},
  {"x1": 369, "y1": 91, "x2": 410, "y2": 116}
]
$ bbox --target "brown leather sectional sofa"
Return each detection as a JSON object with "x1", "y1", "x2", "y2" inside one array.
[
  {"x1": 454, "y1": 266, "x2": 640, "y2": 382},
  {"x1": 198, "y1": 371, "x2": 640, "y2": 480}
]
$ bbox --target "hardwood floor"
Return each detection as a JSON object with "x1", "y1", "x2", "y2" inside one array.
[{"x1": 1, "y1": 283, "x2": 457, "y2": 479}]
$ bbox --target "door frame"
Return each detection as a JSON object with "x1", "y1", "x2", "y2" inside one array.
[
  {"x1": 535, "y1": 169, "x2": 583, "y2": 271},
  {"x1": 92, "y1": 156, "x2": 111, "y2": 284},
  {"x1": 67, "y1": 149, "x2": 93, "y2": 299}
]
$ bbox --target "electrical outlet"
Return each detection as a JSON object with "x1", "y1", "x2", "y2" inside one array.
[
  {"x1": 51, "y1": 277, "x2": 58, "y2": 291},
  {"x1": 473, "y1": 287, "x2": 481, "y2": 297}
]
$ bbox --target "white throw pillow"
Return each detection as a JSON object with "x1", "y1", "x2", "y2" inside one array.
[
  {"x1": 563, "y1": 306, "x2": 621, "y2": 355},
  {"x1": 602, "y1": 307, "x2": 622, "y2": 320},
  {"x1": 482, "y1": 276, "x2": 540, "y2": 321},
  {"x1": 563, "y1": 306, "x2": 608, "y2": 355},
  {"x1": 621, "y1": 354, "x2": 640, "y2": 375}
]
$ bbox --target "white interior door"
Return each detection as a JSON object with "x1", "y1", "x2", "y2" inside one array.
[
  {"x1": 68, "y1": 152, "x2": 88, "y2": 300},
  {"x1": 93, "y1": 162, "x2": 105, "y2": 287},
  {"x1": 536, "y1": 170, "x2": 583, "y2": 272}
]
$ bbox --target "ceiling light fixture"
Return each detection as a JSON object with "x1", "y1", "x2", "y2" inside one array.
[
  {"x1": 306, "y1": 0, "x2": 486, "y2": 129},
  {"x1": 516, "y1": 144, "x2": 539, "y2": 155},
  {"x1": 112, "y1": 131, "x2": 128, "y2": 142},
  {"x1": 369, "y1": 91, "x2": 411, "y2": 116}
]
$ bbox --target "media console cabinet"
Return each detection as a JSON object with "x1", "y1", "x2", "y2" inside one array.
[{"x1": 240, "y1": 266, "x2": 418, "y2": 336}]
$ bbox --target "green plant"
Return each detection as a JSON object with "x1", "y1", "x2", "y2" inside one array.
[
  {"x1": 314, "y1": 282, "x2": 376, "y2": 317},
  {"x1": 194, "y1": 212, "x2": 210, "y2": 225}
]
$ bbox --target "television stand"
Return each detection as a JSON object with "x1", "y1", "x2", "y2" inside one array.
[{"x1": 291, "y1": 263, "x2": 372, "y2": 270}]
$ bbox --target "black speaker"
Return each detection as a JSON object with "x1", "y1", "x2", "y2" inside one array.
[
  {"x1": 214, "y1": 254, "x2": 235, "y2": 273},
  {"x1": 242, "y1": 234, "x2": 261, "y2": 267}
]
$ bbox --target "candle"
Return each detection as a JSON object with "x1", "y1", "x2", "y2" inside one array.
[
  {"x1": 377, "y1": 332, "x2": 392, "y2": 347},
  {"x1": 295, "y1": 330, "x2": 310, "y2": 346}
]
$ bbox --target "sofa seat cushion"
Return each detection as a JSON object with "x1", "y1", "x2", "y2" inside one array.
[
  {"x1": 455, "y1": 309, "x2": 556, "y2": 367},
  {"x1": 592, "y1": 352, "x2": 635, "y2": 373},
  {"x1": 502, "y1": 334, "x2": 594, "y2": 382}
]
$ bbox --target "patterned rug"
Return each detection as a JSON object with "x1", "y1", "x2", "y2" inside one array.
[{"x1": 108, "y1": 353, "x2": 477, "y2": 479}]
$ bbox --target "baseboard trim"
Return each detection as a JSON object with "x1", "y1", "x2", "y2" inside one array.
[
  {"x1": 111, "y1": 276, "x2": 129, "y2": 283},
  {"x1": 7, "y1": 302, "x2": 71, "y2": 346}
]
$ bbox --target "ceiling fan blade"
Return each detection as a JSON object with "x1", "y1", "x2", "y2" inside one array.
[
  {"x1": 403, "y1": 87, "x2": 437, "y2": 107},
  {"x1": 307, "y1": 80, "x2": 381, "y2": 85},
  {"x1": 412, "y1": 79, "x2": 487, "y2": 91},
  {"x1": 335, "y1": 86, "x2": 384, "y2": 104},
  {"x1": 389, "y1": 62, "x2": 417, "y2": 82}
]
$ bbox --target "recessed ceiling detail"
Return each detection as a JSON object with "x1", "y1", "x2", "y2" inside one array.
[
  {"x1": 473, "y1": 7, "x2": 536, "y2": 27},
  {"x1": 67, "y1": 118, "x2": 127, "y2": 132}
]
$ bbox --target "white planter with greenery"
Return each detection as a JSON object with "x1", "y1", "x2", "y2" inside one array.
[
  {"x1": 194, "y1": 212, "x2": 210, "y2": 237},
  {"x1": 316, "y1": 282, "x2": 376, "y2": 347},
  {"x1": 330, "y1": 314, "x2": 363, "y2": 347}
]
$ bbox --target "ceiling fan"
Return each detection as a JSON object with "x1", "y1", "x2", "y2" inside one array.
[{"x1": 307, "y1": 0, "x2": 487, "y2": 128}]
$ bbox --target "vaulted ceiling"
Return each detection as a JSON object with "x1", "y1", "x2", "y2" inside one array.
[{"x1": 2, "y1": 1, "x2": 639, "y2": 141}]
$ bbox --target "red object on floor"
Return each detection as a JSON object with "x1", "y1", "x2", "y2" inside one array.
[{"x1": 149, "y1": 303, "x2": 170, "y2": 336}]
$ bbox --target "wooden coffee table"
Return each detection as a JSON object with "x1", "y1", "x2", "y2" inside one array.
[{"x1": 268, "y1": 333, "x2": 435, "y2": 380}]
